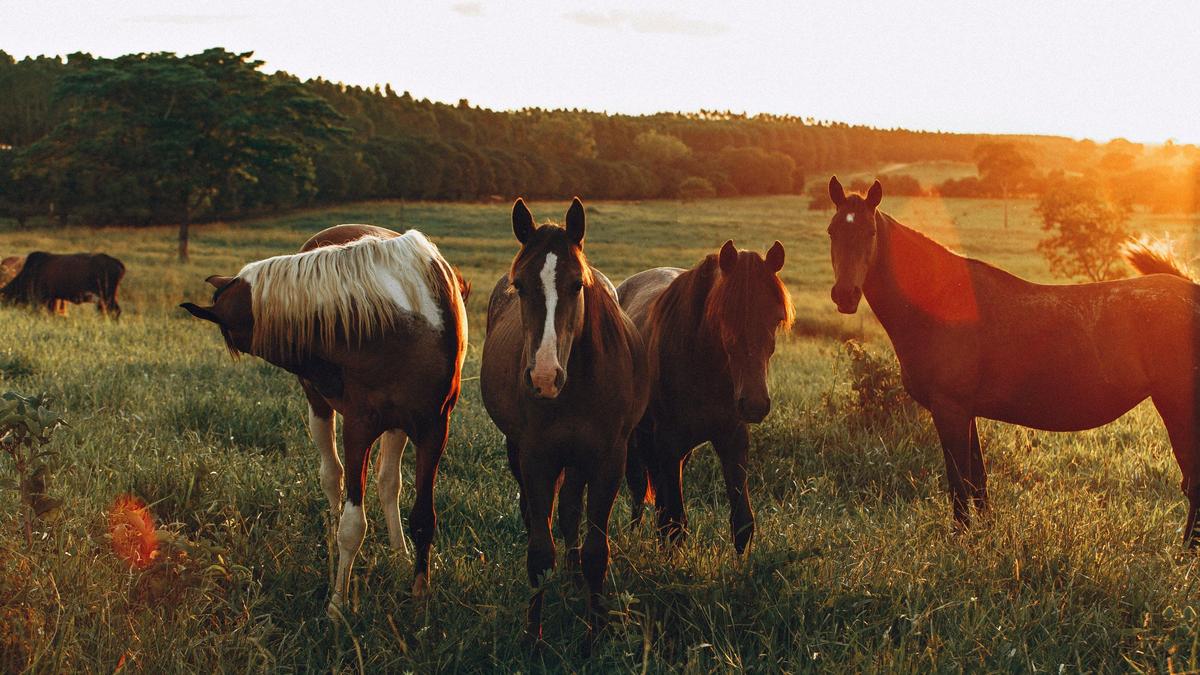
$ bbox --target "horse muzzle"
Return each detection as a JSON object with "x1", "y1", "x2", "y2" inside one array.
[
  {"x1": 831, "y1": 284, "x2": 863, "y2": 314},
  {"x1": 737, "y1": 396, "x2": 771, "y2": 424},
  {"x1": 525, "y1": 365, "x2": 566, "y2": 400}
]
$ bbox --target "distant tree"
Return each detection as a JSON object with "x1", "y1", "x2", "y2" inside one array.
[
  {"x1": 1035, "y1": 176, "x2": 1130, "y2": 282},
  {"x1": 634, "y1": 130, "x2": 691, "y2": 166},
  {"x1": 677, "y1": 176, "x2": 716, "y2": 201},
  {"x1": 974, "y1": 142, "x2": 1035, "y2": 228},
  {"x1": 30, "y1": 49, "x2": 345, "y2": 259}
]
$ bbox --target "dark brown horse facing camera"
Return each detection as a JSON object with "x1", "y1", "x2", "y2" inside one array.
[
  {"x1": 619, "y1": 241, "x2": 793, "y2": 553},
  {"x1": 827, "y1": 175, "x2": 1200, "y2": 545},
  {"x1": 181, "y1": 224, "x2": 469, "y2": 613},
  {"x1": 480, "y1": 198, "x2": 647, "y2": 649}
]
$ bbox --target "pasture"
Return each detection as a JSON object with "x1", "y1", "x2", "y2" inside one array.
[{"x1": 3, "y1": 194, "x2": 1200, "y2": 671}]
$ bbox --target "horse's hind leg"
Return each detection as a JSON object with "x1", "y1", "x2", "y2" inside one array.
[
  {"x1": 715, "y1": 423, "x2": 755, "y2": 554},
  {"x1": 376, "y1": 429, "x2": 410, "y2": 556},
  {"x1": 408, "y1": 416, "x2": 449, "y2": 597},
  {"x1": 329, "y1": 416, "x2": 378, "y2": 616},
  {"x1": 557, "y1": 468, "x2": 586, "y2": 577},
  {"x1": 968, "y1": 419, "x2": 990, "y2": 515},
  {"x1": 1151, "y1": 394, "x2": 1200, "y2": 547},
  {"x1": 626, "y1": 427, "x2": 652, "y2": 529},
  {"x1": 931, "y1": 403, "x2": 974, "y2": 529}
]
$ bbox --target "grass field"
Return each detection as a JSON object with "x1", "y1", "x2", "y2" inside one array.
[{"x1": 2, "y1": 194, "x2": 1200, "y2": 672}]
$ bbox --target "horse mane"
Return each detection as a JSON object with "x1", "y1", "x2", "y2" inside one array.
[
  {"x1": 1122, "y1": 238, "x2": 1194, "y2": 281},
  {"x1": 238, "y1": 231, "x2": 454, "y2": 362},
  {"x1": 704, "y1": 254, "x2": 795, "y2": 339}
]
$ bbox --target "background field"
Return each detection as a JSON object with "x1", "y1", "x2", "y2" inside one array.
[{"x1": 2, "y1": 193, "x2": 1200, "y2": 672}]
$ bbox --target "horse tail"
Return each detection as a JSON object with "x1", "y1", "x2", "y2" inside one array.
[{"x1": 1122, "y1": 239, "x2": 1194, "y2": 281}]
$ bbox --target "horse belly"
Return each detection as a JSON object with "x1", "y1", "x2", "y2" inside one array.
[{"x1": 976, "y1": 370, "x2": 1149, "y2": 432}]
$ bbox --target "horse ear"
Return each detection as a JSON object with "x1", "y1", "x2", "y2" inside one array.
[
  {"x1": 719, "y1": 240, "x2": 738, "y2": 273},
  {"x1": 180, "y1": 302, "x2": 221, "y2": 324},
  {"x1": 766, "y1": 240, "x2": 785, "y2": 272},
  {"x1": 512, "y1": 198, "x2": 535, "y2": 244},
  {"x1": 829, "y1": 176, "x2": 846, "y2": 207},
  {"x1": 866, "y1": 180, "x2": 883, "y2": 208},
  {"x1": 205, "y1": 275, "x2": 234, "y2": 289},
  {"x1": 565, "y1": 197, "x2": 585, "y2": 246}
]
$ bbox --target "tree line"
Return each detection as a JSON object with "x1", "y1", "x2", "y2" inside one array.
[{"x1": 2, "y1": 48, "x2": 1198, "y2": 251}]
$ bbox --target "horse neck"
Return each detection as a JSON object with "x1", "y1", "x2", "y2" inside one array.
[{"x1": 862, "y1": 213, "x2": 968, "y2": 338}]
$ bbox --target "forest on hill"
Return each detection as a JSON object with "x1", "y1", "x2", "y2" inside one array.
[{"x1": 1, "y1": 48, "x2": 1197, "y2": 230}]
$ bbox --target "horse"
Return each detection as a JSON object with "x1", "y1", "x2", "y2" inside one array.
[
  {"x1": 181, "y1": 224, "x2": 469, "y2": 612},
  {"x1": 826, "y1": 175, "x2": 1200, "y2": 544},
  {"x1": 1, "y1": 252, "x2": 124, "y2": 318},
  {"x1": 618, "y1": 240, "x2": 793, "y2": 553},
  {"x1": 480, "y1": 198, "x2": 647, "y2": 649}
]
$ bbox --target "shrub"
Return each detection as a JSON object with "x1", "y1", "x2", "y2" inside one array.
[{"x1": 827, "y1": 340, "x2": 920, "y2": 426}]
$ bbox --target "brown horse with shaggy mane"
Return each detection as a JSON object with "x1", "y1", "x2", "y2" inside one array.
[
  {"x1": 827, "y1": 175, "x2": 1200, "y2": 545},
  {"x1": 181, "y1": 224, "x2": 469, "y2": 613},
  {"x1": 481, "y1": 198, "x2": 647, "y2": 650},
  {"x1": 618, "y1": 240, "x2": 793, "y2": 553}
]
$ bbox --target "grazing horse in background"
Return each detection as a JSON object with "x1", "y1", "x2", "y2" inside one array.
[
  {"x1": 826, "y1": 175, "x2": 1200, "y2": 544},
  {"x1": 618, "y1": 241, "x2": 793, "y2": 553},
  {"x1": 181, "y1": 224, "x2": 469, "y2": 612},
  {"x1": 480, "y1": 198, "x2": 647, "y2": 649},
  {"x1": 1, "y1": 252, "x2": 125, "y2": 318}
]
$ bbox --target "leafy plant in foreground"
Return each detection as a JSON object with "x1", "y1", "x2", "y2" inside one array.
[{"x1": 0, "y1": 390, "x2": 66, "y2": 545}]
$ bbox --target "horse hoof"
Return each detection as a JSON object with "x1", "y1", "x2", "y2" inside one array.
[{"x1": 411, "y1": 573, "x2": 430, "y2": 598}]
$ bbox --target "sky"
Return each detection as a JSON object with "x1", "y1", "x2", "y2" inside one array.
[{"x1": 4, "y1": 0, "x2": 1199, "y2": 144}]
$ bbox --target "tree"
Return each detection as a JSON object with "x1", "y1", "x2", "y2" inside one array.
[
  {"x1": 32, "y1": 49, "x2": 345, "y2": 259},
  {"x1": 633, "y1": 129, "x2": 691, "y2": 166},
  {"x1": 974, "y1": 142, "x2": 1034, "y2": 228},
  {"x1": 677, "y1": 176, "x2": 716, "y2": 201},
  {"x1": 1035, "y1": 176, "x2": 1130, "y2": 282}
]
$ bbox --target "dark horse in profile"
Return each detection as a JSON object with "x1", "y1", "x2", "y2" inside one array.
[
  {"x1": 182, "y1": 224, "x2": 469, "y2": 613},
  {"x1": 1, "y1": 252, "x2": 125, "y2": 318},
  {"x1": 827, "y1": 175, "x2": 1200, "y2": 544},
  {"x1": 618, "y1": 241, "x2": 793, "y2": 553},
  {"x1": 480, "y1": 198, "x2": 647, "y2": 648}
]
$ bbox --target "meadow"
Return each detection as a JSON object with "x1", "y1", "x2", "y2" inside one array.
[{"x1": 3, "y1": 192, "x2": 1200, "y2": 672}]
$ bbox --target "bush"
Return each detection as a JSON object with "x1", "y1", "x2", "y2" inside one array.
[
  {"x1": 826, "y1": 340, "x2": 920, "y2": 427},
  {"x1": 677, "y1": 176, "x2": 716, "y2": 201}
]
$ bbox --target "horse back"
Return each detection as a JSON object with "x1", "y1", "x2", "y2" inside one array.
[
  {"x1": 301, "y1": 224, "x2": 399, "y2": 252},
  {"x1": 617, "y1": 267, "x2": 684, "y2": 331}
]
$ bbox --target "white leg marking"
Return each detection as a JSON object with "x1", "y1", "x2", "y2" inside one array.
[
  {"x1": 329, "y1": 500, "x2": 366, "y2": 615},
  {"x1": 309, "y1": 407, "x2": 343, "y2": 516},
  {"x1": 376, "y1": 429, "x2": 409, "y2": 556}
]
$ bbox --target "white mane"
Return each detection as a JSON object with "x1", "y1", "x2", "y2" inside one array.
[{"x1": 237, "y1": 229, "x2": 456, "y2": 362}]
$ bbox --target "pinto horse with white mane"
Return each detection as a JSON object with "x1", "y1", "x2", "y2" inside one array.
[
  {"x1": 181, "y1": 224, "x2": 468, "y2": 612},
  {"x1": 481, "y1": 198, "x2": 647, "y2": 649},
  {"x1": 827, "y1": 175, "x2": 1200, "y2": 545}
]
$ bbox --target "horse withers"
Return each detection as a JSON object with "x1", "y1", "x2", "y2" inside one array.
[
  {"x1": 181, "y1": 224, "x2": 469, "y2": 612},
  {"x1": 480, "y1": 198, "x2": 647, "y2": 649},
  {"x1": 619, "y1": 240, "x2": 793, "y2": 553},
  {"x1": 826, "y1": 175, "x2": 1200, "y2": 545}
]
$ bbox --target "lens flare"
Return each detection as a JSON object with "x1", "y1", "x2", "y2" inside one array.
[{"x1": 108, "y1": 495, "x2": 158, "y2": 569}]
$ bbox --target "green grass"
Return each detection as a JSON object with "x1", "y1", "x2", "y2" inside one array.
[{"x1": 2, "y1": 195, "x2": 1200, "y2": 671}]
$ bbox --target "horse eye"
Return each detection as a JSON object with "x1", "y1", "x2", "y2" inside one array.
[
  {"x1": 512, "y1": 281, "x2": 525, "y2": 295},
  {"x1": 571, "y1": 281, "x2": 583, "y2": 294}
]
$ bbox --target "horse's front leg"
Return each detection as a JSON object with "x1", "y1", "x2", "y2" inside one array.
[
  {"x1": 304, "y1": 386, "x2": 343, "y2": 588},
  {"x1": 521, "y1": 455, "x2": 562, "y2": 645},
  {"x1": 931, "y1": 403, "x2": 974, "y2": 530},
  {"x1": 625, "y1": 426, "x2": 653, "y2": 530},
  {"x1": 557, "y1": 468, "x2": 586, "y2": 580},
  {"x1": 580, "y1": 457, "x2": 622, "y2": 655},
  {"x1": 329, "y1": 416, "x2": 378, "y2": 616},
  {"x1": 714, "y1": 423, "x2": 754, "y2": 554}
]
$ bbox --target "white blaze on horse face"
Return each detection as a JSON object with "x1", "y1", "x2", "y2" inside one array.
[
  {"x1": 530, "y1": 252, "x2": 561, "y2": 393},
  {"x1": 846, "y1": 213, "x2": 856, "y2": 223}
]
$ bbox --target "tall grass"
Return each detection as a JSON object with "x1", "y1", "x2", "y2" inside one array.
[{"x1": 2, "y1": 194, "x2": 1200, "y2": 671}]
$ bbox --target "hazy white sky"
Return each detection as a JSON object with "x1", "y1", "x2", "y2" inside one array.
[{"x1": 4, "y1": 1, "x2": 1198, "y2": 143}]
